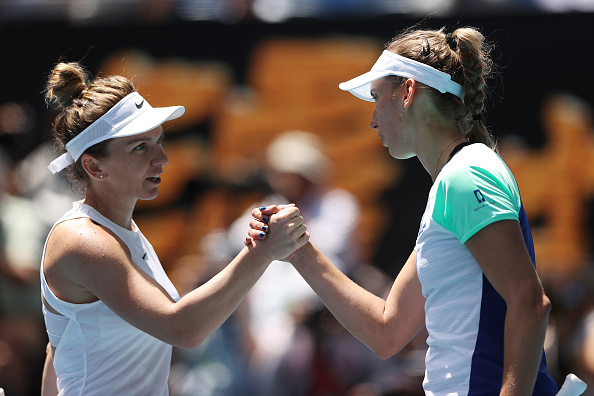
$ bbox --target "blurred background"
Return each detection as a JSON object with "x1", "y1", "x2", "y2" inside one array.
[{"x1": 2, "y1": 1, "x2": 594, "y2": 395}]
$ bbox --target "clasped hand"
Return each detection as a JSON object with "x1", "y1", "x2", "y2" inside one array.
[{"x1": 244, "y1": 204, "x2": 309, "y2": 261}]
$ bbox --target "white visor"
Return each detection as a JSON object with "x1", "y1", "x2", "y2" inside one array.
[
  {"x1": 339, "y1": 50, "x2": 463, "y2": 102},
  {"x1": 48, "y1": 91, "x2": 185, "y2": 174}
]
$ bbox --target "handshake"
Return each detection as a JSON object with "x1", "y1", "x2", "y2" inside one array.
[{"x1": 243, "y1": 204, "x2": 310, "y2": 261}]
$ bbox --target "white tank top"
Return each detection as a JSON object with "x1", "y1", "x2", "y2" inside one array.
[{"x1": 40, "y1": 202, "x2": 180, "y2": 396}]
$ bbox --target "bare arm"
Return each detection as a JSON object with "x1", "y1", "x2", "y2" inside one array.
[
  {"x1": 41, "y1": 343, "x2": 58, "y2": 396},
  {"x1": 465, "y1": 219, "x2": 551, "y2": 396},
  {"x1": 287, "y1": 243, "x2": 425, "y2": 358},
  {"x1": 249, "y1": 206, "x2": 425, "y2": 358},
  {"x1": 44, "y1": 207, "x2": 309, "y2": 349}
]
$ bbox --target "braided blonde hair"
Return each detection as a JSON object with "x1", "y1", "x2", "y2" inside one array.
[{"x1": 386, "y1": 27, "x2": 497, "y2": 151}]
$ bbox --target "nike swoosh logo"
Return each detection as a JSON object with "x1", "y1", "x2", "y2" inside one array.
[
  {"x1": 142, "y1": 252, "x2": 147, "y2": 260},
  {"x1": 135, "y1": 100, "x2": 144, "y2": 109}
]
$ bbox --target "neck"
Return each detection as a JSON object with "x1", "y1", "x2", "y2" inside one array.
[
  {"x1": 432, "y1": 136, "x2": 466, "y2": 182},
  {"x1": 83, "y1": 190, "x2": 136, "y2": 230}
]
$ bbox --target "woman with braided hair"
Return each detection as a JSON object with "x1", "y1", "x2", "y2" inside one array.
[{"x1": 249, "y1": 27, "x2": 560, "y2": 395}]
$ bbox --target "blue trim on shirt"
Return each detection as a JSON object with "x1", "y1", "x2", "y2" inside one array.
[{"x1": 468, "y1": 201, "x2": 558, "y2": 395}]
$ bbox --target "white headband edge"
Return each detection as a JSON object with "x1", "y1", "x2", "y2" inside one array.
[
  {"x1": 48, "y1": 92, "x2": 184, "y2": 174},
  {"x1": 339, "y1": 51, "x2": 463, "y2": 102}
]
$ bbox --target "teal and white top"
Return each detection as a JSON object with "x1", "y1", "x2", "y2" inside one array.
[
  {"x1": 414, "y1": 143, "x2": 557, "y2": 395},
  {"x1": 41, "y1": 202, "x2": 180, "y2": 396}
]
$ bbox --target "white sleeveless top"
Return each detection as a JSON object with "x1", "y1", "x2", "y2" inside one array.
[{"x1": 40, "y1": 202, "x2": 180, "y2": 396}]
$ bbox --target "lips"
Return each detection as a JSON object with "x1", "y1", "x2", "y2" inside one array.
[
  {"x1": 378, "y1": 133, "x2": 386, "y2": 146},
  {"x1": 146, "y1": 167, "x2": 164, "y2": 184}
]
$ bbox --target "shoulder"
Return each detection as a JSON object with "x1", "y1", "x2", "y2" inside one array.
[
  {"x1": 49, "y1": 218, "x2": 128, "y2": 261},
  {"x1": 44, "y1": 218, "x2": 132, "y2": 300},
  {"x1": 439, "y1": 144, "x2": 516, "y2": 194},
  {"x1": 431, "y1": 144, "x2": 522, "y2": 243}
]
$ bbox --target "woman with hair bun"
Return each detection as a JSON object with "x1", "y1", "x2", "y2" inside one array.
[
  {"x1": 40, "y1": 61, "x2": 309, "y2": 395},
  {"x1": 251, "y1": 27, "x2": 561, "y2": 395}
]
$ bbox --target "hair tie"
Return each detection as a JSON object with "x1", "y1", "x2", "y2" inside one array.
[
  {"x1": 445, "y1": 33, "x2": 457, "y2": 51},
  {"x1": 421, "y1": 38, "x2": 431, "y2": 57},
  {"x1": 472, "y1": 113, "x2": 482, "y2": 121}
]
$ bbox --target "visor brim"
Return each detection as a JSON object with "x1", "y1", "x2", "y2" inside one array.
[
  {"x1": 339, "y1": 70, "x2": 391, "y2": 102},
  {"x1": 114, "y1": 105, "x2": 185, "y2": 138}
]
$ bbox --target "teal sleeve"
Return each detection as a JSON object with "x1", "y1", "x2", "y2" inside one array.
[{"x1": 432, "y1": 164, "x2": 520, "y2": 244}]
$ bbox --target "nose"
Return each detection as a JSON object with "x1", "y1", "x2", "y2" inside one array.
[
  {"x1": 370, "y1": 111, "x2": 378, "y2": 130},
  {"x1": 151, "y1": 144, "x2": 168, "y2": 167}
]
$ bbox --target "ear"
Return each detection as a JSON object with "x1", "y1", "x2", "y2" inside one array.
[
  {"x1": 402, "y1": 78, "x2": 417, "y2": 109},
  {"x1": 80, "y1": 154, "x2": 104, "y2": 180}
]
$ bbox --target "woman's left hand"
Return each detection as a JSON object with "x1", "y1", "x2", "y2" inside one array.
[{"x1": 244, "y1": 204, "x2": 296, "y2": 245}]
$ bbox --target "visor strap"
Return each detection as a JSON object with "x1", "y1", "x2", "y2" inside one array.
[
  {"x1": 48, "y1": 152, "x2": 75, "y2": 174},
  {"x1": 48, "y1": 92, "x2": 143, "y2": 174}
]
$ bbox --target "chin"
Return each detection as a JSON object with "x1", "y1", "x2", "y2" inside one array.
[
  {"x1": 388, "y1": 148, "x2": 415, "y2": 160},
  {"x1": 139, "y1": 190, "x2": 160, "y2": 201}
]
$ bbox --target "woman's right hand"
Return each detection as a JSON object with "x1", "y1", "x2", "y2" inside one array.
[{"x1": 245, "y1": 205, "x2": 309, "y2": 260}]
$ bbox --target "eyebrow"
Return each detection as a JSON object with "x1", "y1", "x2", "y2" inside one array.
[{"x1": 125, "y1": 130, "x2": 165, "y2": 146}]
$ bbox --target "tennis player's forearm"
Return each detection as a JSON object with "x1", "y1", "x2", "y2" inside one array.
[
  {"x1": 171, "y1": 246, "x2": 271, "y2": 348},
  {"x1": 500, "y1": 295, "x2": 551, "y2": 396},
  {"x1": 289, "y1": 243, "x2": 397, "y2": 356}
]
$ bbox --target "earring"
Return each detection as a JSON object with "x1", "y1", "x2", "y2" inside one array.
[{"x1": 99, "y1": 174, "x2": 103, "y2": 179}]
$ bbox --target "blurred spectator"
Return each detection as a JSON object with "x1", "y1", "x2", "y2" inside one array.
[
  {"x1": 549, "y1": 273, "x2": 594, "y2": 395},
  {"x1": 0, "y1": 149, "x2": 49, "y2": 396},
  {"x1": 171, "y1": 130, "x2": 363, "y2": 395},
  {"x1": 227, "y1": 131, "x2": 361, "y2": 393},
  {"x1": 173, "y1": 131, "x2": 426, "y2": 395},
  {"x1": 0, "y1": 99, "x2": 77, "y2": 395},
  {"x1": 573, "y1": 302, "x2": 594, "y2": 395},
  {"x1": 0, "y1": 137, "x2": 78, "y2": 317},
  {"x1": 242, "y1": 131, "x2": 362, "y2": 395}
]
